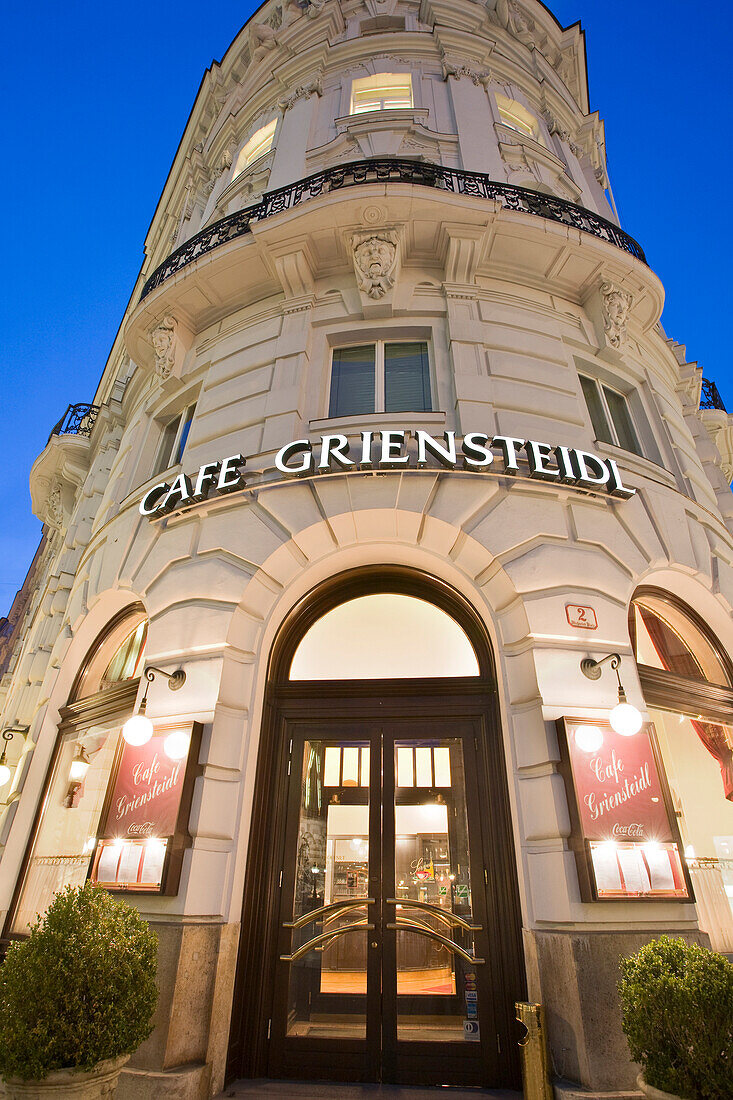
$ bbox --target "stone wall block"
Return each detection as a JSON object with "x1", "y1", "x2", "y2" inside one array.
[
  {"x1": 504, "y1": 544, "x2": 631, "y2": 601},
  {"x1": 145, "y1": 556, "x2": 256, "y2": 611},
  {"x1": 531, "y1": 929, "x2": 711, "y2": 1092},
  {"x1": 194, "y1": 777, "x2": 242, "y2": 843},
  {"x1": 519, "y1": 771, "x2": 571, "y2": 841},
  {"x1": 196, "y1": 507, "x2": 286, "y2": 569},
  {"x1": 429, "y1": 474, "x2": 500, "y2": 530},
  {"x1": 513, "y1": 708, "x2": 559, "y2": 770},
  {"x1": 130, "y1": 522, "x2": 199, "y2": 596},
  {"x1": 525, "y1": 850, "x2": 577, "y2": 923},
  {"x1": 208, "y1": 704, "x2": 248, "y2": 771},
  {"x1": 148, "y1": 603, "x2": 236, "y2": 656},
  {"x1": 570, "y1": 501, "x2": 651, "y2": 577},
  {"x1": 469, "y1": 493, "x2": 567, "y2": 561}
]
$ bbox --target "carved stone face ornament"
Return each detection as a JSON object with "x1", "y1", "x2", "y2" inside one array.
[
  {"x1": 46, "y1": 482, "x2": 64, "y2": 530},
  {"x1": 352, "y1": 234, "x2": 398, "y2": 299},
  {"x1": 151, "y1": 316, "x2": 176, "y2": 379},
  {"x1": 600, "y1": 282, "x2": 633, "y2": 349}
]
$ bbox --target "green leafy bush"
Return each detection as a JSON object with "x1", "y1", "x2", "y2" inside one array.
[
  {"x1": 618, "y1": 935, "x2": 733, "y2": 1100},
  {"x1": 0, "y1": 882, "x2": 158, "y2": 1081}
]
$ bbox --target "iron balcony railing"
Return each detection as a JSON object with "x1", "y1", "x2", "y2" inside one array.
[
  {"x1": 140, "y1": 158, "x2": 647, "y2": 300},
  {"x1": 700, "y1": 378, "x2": 727, "y2": 412},
  {"x1": 48, "y1": 403, "x2": 100, "y2": 444}
]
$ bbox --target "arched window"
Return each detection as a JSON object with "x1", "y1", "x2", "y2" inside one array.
[
  {"x1": 631, "y1": 593, "x2": 731, "y2": 687},
  {"x1": 8, "y1": 607, "x2": 148, "y2": 934},
  {"x1": 630, "y1": 590, "x2": 733, "y2": 951},
  {"x1": 233, "y1": 119, "x2": 277, "y2": 179},
  {"x1": 72, "y1": 607, "x2": 147, "y2": 701},
  {"x1": 290, "y1": 593, "x2": 480, "y2": 680}
]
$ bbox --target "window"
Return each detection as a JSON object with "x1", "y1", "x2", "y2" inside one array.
[
  {"x1": 289, "y1": 593, "x2": 479, "y2": 680},
  {"x1": 629, "y1": 591, "x2": 733, "y2": 950},
  {"x1": 73, "y1": 611, "x2": 148, "y2": 701},
  {"x1": 350, "y1": 73, "x2": 413, "y2": 114},
  {"x1": 9, "y1": 608, "x2": 148, "y2": 934},
  {"x1": 631, "y1": 594, "x2": 731, "y2": 688},
  {"x1": 329, "y1": 342, "x2": 431, "y2": 417},
  {"x1": 153, "y1": 402, "x2": 196, "y2": 476},
  {"x1": 495, "y1": 94, "x2": 542, "y2": 143},
  {"x1": 579, "y1": 375, "x2": 642, "y2": 456},
  {"x1": 233, "y1": 119, "x2": 277, "y2": 178}
]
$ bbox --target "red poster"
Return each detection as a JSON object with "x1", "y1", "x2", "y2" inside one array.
[
  {"x1": 565, "y1": 720, "x2": 673, "y2": 843},
  {"x1": 106, "y1": 733, "x2": 185, "y2": 839}
]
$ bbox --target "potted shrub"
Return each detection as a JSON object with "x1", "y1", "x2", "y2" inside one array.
[
  {"x1": 0, "y1": 882, "x2": 158, "y2": 1098},
  {"x1": 618, "y1": 935, "x2": 733, "y2": 1100}
]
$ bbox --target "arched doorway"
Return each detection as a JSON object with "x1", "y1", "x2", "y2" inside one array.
[
  {"x1": 630, "y1": 588, "x2": 733, "y2": 952},
  {"x1": 228, "y1": 568, "x2": 525, "y2": 1089}
]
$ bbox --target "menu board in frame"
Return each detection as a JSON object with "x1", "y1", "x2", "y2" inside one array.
[
  {"x1": 556, "y1": 716, "x2": 693, "y2": 902},
  {"x1": 89, "y1": 720, "x2": 203, "y2": 896}
]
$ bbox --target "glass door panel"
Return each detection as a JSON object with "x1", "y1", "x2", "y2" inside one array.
[
  {"x1": 280, "y1": 738, "x2": 373, "y2": 1043},
  {"x1": 389, "y1": 738, "x2": 483, "y2": 1043}
]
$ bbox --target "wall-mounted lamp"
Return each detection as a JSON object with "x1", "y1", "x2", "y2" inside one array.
[
  {"x1": 69, "y1": 743, "x2": 91, "y2": 782},
  {"x1": 122, "y1": 666, "x2": 186, "y2": 747},
  {"x1": 0, "y1": 727, "x2": 29, "y2": 788},
  {"x1": 580, "y1": 653, "x2": 643, "y2": 736}
]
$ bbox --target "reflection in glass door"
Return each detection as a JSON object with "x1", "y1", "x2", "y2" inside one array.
[
  {"x1": 269, "y1": 721, "x2": 497, "y2": 1086},
  {"x1": 279, "y1": 737, "x2": 375, "y2": 1050},
  {"x1": 388, "y1": 739, "x2": 482, "y2": 1044}
]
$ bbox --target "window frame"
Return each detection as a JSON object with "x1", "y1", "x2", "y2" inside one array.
[
  {"x1": 494, "y1": 94, "x2": 543, "y2": 145},
  {"x1": 153, "y1": 401, "x2": 196, "y2": 477},
  {"x1": 232, "y1": 118, "x2": 278, "y2": 179},
  {"x1": 579, "y1": 373, "x2": 643, "y2": 457},
  {"x1": 327, "y1": 339, "x2": 433, "y2": 418},
  {"x1": 629, "y1": 587, "x2": 733, "y2": 727},
  {"x1": 349, "y1": 73, "x2": 414, "y2": 115}
]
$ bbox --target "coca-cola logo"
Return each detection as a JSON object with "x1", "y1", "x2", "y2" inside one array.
[
  {"x1": 127, "y1": 821, "x2": 155, "y2": 837},
  {"x1": 612, "y1": 822, "x2": 644, "y2": 838}
]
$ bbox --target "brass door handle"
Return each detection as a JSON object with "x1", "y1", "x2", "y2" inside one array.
[
  {"x1": 387, "y1": 918, "x2": 485, "y2": 965},
  {"x1": 280, "y1": 920, "x2": 374, "y2": 962},
  {"x1": 283, "y1": 898, "x2": 374, "y2": 929},
  {"x1": 386, "y1": 898, "x2": 482, "y2": 932}
]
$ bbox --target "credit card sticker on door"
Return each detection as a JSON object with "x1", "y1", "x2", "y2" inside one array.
[{"x1": 463, "y1": 1019, "x2": 480, "y2": 1041}]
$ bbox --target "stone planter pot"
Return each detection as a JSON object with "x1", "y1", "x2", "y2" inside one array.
[
  {"x1": 637, "y1": 1072, "x2": 684, "y2": 1100},
  {"x1": 2, "y1": 1056, "x2": 129, "y2": 1099}
]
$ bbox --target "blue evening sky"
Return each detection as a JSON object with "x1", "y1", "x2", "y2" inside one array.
[{"x1": 0, "y1": 1, "x2": 730, "y2": 603}]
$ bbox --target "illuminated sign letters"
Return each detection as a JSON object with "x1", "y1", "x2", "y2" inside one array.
[{"x1": 140, "y1": 430, "x2": 635, "y2": 518}]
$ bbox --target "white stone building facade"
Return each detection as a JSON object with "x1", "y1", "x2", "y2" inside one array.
[{"x1": 1, "y1": 2, "x2": 732, "y2": 1097}]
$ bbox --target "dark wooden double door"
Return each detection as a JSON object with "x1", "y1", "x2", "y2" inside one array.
[{"x1": 266, "y1": 712, "x2": 520, "y2": 1087}]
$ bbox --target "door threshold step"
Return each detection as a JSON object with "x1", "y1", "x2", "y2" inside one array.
[{"x1": 218, "y1": 1083, "x2": 521, "y2": 1099}]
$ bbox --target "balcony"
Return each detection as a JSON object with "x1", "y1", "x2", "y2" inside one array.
[
  {"x1": 48, "y1": 403, "x2": 100, "y2": 443},
  {"x1": 31, "y1": 403, "x2": 100, "y2": 529},
  {"x1": 140, "y1": 157, "x2": 647, "y2": 300},
  {"x1": 701, "y1": 378, "x2": 727, "y2": 412}
]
